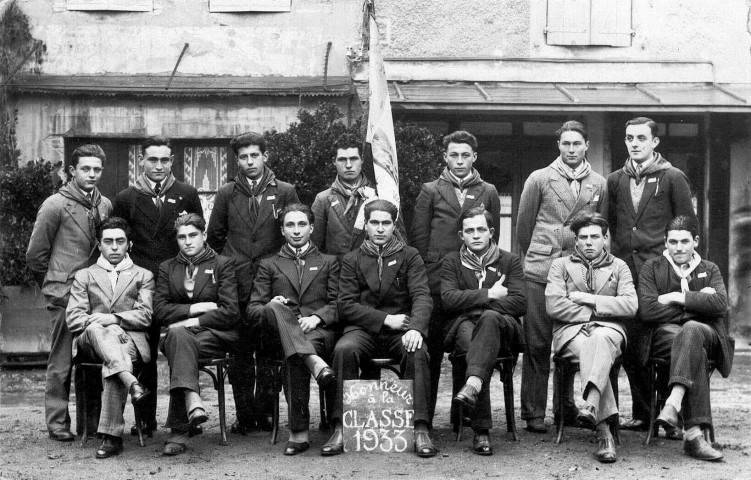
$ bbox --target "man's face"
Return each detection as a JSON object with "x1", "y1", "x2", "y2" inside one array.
[
  {"x1": 176, "y1": 224, "x2": 206, "y2": 258},
  {"x1": 625, "y1": 124, "x2": 660, "y2": 164},
  {"x1": 139, "y1": 145, "x2": 173, "y2": 183},
  {"x1": 281, "y1": 210, "x2": 313, "y2": 249},
  {"x1": 69, "y1": 157, "x2": 103, "y2": 193},
  {"x1": 575, "y1": 225, "x2": 606, "y2": 261},
  {"x1": 665, "y1": 229, "x2": 698, "y2": 266},
  {"x1": 459, "y1": 214, "x2": 494, "y2": 255},
  {"x1": 558, "y1": 131, "x2": 589, "y2": 169},
  {"x1": 237, "y1": 145, "x2": 267, "y2": 180},
  {"x1": 443, "y1": 142, "x2": 476, "y2": 179},
  {"x1": 99, "y1": 228, "x2": 130, "y2": 266},
  {"x1": 334, "y1": 147, "x2": 363, "y2": 183},
  {"x1": 365, "y1": 210, "x2": 395, "y2": 247}
]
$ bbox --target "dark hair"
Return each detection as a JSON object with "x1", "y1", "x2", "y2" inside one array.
[
  {"x1": 71, "y1": 144, "x2": 106, "y2": 168},
  {"x1": 626, "y1": 117, "x2": 659, "y2": 138},
  {"x1": 556, "y1": 120, "x2": 588, "y2": 142},
  {"x1": 664, "y1": 215, "x2": 699, "y2": 238},
  {"x1": 97, "y1": 216, "x2": 131, "y2": 242},
  {"x1": 278, "y1": 203, "x2": 314, "y2": 226},
  {"x1": 364, "y1": 199, "x2": 398, "y2": 222},
  {"x1": 230, "y1": 132, "x2": 267, "y2": 155},
  {"x1": 333, "y1": 133, "x2": 361, "y2": 157},
  {"x1": 443, "y1": 130, "x2": 478, "y2": 152},
  {"x1": 569, "y1": 213, "x2": 609, "y2": 236},
  {"x1": 458, "y1": 206, "x2": 493, "y2": 232},
  {"x1": 174, "y1": 213, "x2": 207, "y2": 233},
  {"x1": 140, "y1": 135, "x2": 172, "y2": 153}
]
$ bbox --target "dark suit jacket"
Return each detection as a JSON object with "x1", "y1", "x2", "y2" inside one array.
[
  {"x1": 207, "y1": 177, "x2": 299, "y2": 303},
  {"x1": 411, "y1": 177, "x2": 501, "y2": 293},
  {"x1": 440, "y1": 250, "x2": 527, "y2": 349},
  {"x1": 311, "y1": 187, "x2": 368, "y2": 257},
  {"x1": 153, "y1": 255, "x2": 240, "y2": 347},
  {"x1": 338, "y1": 246, "x2": 432, "y2": 337},
  {"x1": 637, "y1": 255, "x2": 733, "y2": 377},
  {"x1": 246, "y1": 248, "x2": 340, "y2": 330},
  {"x1": 113, "y1": 181, "x2": 202, "y2": 277}
]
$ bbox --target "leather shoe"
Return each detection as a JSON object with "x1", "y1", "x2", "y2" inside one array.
[
  {"x1": 414, "y1": 428, "x2": 438, "y2": 458},
  {"x1": 620, "y1": 418, "x2": 649, "y2": 431},
  {"x1": 255, "y1": 416, "x2": 273, "y2": 432},
  {"x1": 321, "y1": 427, "x2": 344, "y2": 456},
  {"x1": 95, "y1": 435, "x2": 123, "y2": 459},
  {"x1": 525, "y1": 418, "x2": 548, "y2": 433},
  {"x1": 230, "y1": 420, "x2": 248, "y2": 435},
  {"x1": 594, "y1": 435, "x2": 617, "y2": 463},
  {"x1": 129, "y1": 382, "x2": 150, "y2": 406},
  {"x1": 684, "y1": 435, "x2": 723, "y2": 461},
  {"x1": 284, "y1": 441, "x2": 310, "y2": 456},
  {"x1": 655, "y1": 404, "x2": 680, "y2": 431},
  {"x1": 315, "y1": 367, "x2": 336, "y2": 390},
  {"x1": 576, "y1": 404, "x2": 597, "y2": 430},
  {"x1": 453, "y1": 384, "x2": 479, "y2": 410},
  {"x1": 49, "y1": 429, "x2": 75, "y2": 442},
  {"x1": 188, "y1": 407, "x2": 208, "y2": 429},
  {"x1": 664, "y1": 425, "x2": 683, "y2": 440},
  {"x1": 472, "y1": 432, "x2": 493, "y2": 456},
  {"x1": 162, "y1": 441, "x2": 188, "y2": 456}
]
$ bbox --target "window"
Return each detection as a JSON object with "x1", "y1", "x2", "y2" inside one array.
[
  {"x1": 67, "y1": 0, "x2": 152, "y2": 11},
  {"x1": 209, "y1": 0, "x2": 291, "y2": 12},
  {"x1": 545, "y1": 0, "x2": 632, "y2": 47}
]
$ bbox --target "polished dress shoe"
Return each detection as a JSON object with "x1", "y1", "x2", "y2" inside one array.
[
  {"x1": 414, "y1": 428, "x2": 438, "y2": 458},
  {"x1": 95, "y1": 435, "x2": 123, "y2": 459},
  {"x1": 49, "y1": 429, "x2": 75, "y2": 442},
  {"x1": 684, "y1": 435, "x2": 723, "y2": 461},
  {"x1": 230, "y1": 420, "x2": 248, "y2": 435},
  {"x1": 189, "y1": 407, "x2": 209, "y2": 429},
  {"x1": 453, "y1": 384, "x2": 479, "y2": 410},
  {"x1": 321, "y1": 427, "x2": 344, "y2": 456},
  {"x1": 129, "y1": 382, "x2": 150, "y2": 406},
  {"x1": 525, "y1": 418, "x2": 548, "y2": 433},
  {"x1": 620, "y1": 418, "x2": 649, "y2": 431},
  {"x1": 315, "y1": 367, "x2": 336, "y2": 390},
  {"x1": 472, "y1": 432, "x2": 493, "y2": 456},
  {"x1": 655, "y1": 404, "x2": 680, "y2": 431},
  {"x1": 284, "y1": 441, "x2": 310, "y2": 456},
  {"x1": 576, "y1": 404, "x2": 597, "y2": 430},
  {"x1": 594, "y1": 434, "x2": 617, "y2": 463},
  {"x1": 162, "y1": 441, "x2": 188, "y2": 456}
]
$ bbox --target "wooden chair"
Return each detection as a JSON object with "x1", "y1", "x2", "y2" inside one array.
[{"x1": 197, "y1": 354, "x2": 231, "y2": 446}]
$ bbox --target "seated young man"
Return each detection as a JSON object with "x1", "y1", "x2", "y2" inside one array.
[
  {"x1": 246, "y1": 203, "x2": 340, "y2": 456},
  {"x1": 441, "y1": 206, "x2": 526, "y2": 456},
  {"x1": 545, "y1": 213, "x2": 637, "y2": 463},
  {"x1": 66, "y1": 217, "x2": 154, "y2": 458},
  {"x1": 638, "y1": 215, "x2": 734, "y2": 462},
  {"x1": 153, "y1": 214, "x2": 240, "y2": 456},
  {"x1": 323, "y1": 199, "x2": 436, "y2": 458}
]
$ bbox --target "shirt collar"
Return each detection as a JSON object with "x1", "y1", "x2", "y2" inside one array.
[
  {"x1": 291, "y1": 242, "x2": 310, "y2": 255},
  {"x1": 632, "y1": 153, "x2": 655, "y2": 174}
]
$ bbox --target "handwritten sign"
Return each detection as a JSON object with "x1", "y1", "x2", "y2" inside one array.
[{"x1": 342, "y1": 379, "x2": 414, "y2": 453}]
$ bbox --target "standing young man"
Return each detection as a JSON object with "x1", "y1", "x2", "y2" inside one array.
[
  {"x1": 27, "y1": 144, "x2": 113, "y2": 442},
  {"x1": 607, "y1": 117, "x2": 696, "y2": 433},
  {"x1": 113, "y1": 135, "x2": 202, "y2": 435},
  {"x1": 207, "y1": 132, "x2": 299, "y2": 433},
  {"x1": 516, "y1": 121, "x2": 607, "y2": 433},
  {"x1": 411, "y1": 130, "x2": 501, "y2": 426}
]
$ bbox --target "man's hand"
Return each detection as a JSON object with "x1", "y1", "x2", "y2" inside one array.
[
  {"x1": 487, "y1": 274, "x2": 507, "y2": 300},
  {"x1": 700, "y1": 287, "x2": 717, "y2": 294},
  {"x1": 298, "y1": 315, "x2": 321, "y2": 334},
  {"x1": 270, "y1": 295, "x2": 289, "y2": 305},
  {"x1": 402, "y1": 329, "x2": 423, "y2": 353},
  {"x1": 89, "y1": 313, "x2": 119, "y2": 327},
  {"x1": 568, "y1": 291, "x2": 595, "y2": 307},
  {"x1": 384, "y1": 314, "x2": 410, "y2": 331},
  {"x1": 189, "y1": 302, "x2": 218, "y2": 316},
  {"x1": 169, "y1": 318, "x2": 200, "y2": 329},
  {"x1": 658, "y1": 292, "x2": 685, "y2": 306}
]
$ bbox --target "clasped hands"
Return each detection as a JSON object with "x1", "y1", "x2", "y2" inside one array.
[{"x1": 384, "y1": 314, "x2": 423, "y2": 353}]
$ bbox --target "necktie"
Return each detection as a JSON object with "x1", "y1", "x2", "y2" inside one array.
[
  {"x1": 249, "y1": 180, "x2": 259, "y2": 223},
  {"x1": 154, "y1": 182, "x2": 163, "y2": 210},
  {"x1": 295, "y1": 248, "x2": 304, "y2": 282},
  {"x1": 570, "y1": 179, "x2": 580, "y2": 197},
  {"x1": 187, "y1": 262, "x2": 195, "y2": 278}
]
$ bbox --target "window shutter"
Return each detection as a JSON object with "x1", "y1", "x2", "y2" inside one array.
[
  {"x1": 590, "y1": 0, "x2": 633, "y2": 46},
  {"x1": 67, "y1": 0, "x2": 152, "y2": 11},
  {"x1": 545, "y1": 0, "x2": 591, "y2": 46},
  {"x1": 209, "y1": 0, "x2": 291, "y2": 12}
]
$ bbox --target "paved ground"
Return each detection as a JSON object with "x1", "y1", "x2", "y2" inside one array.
[{"x1": 1, "y1": 339, "x2": 750, "y2": 480}]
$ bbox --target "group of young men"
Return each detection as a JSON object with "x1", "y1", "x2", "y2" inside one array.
[{"x1": 25, "y1": 119, "x2": 731, "y2": 463}]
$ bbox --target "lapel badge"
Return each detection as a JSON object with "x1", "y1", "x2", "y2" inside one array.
[
  {"x1": 388, "y1": 260, "x2": 397, "y2": 266},
  {"x1": 466, "y1": 194, "x2": 475, "y2": 199},
  {"x1": 331, "y1": 200, "x2": 339, "y2": 207},
  {"x1": 309, "y1": 266, "x2": 319, "y2": 271},
  {"x1": 697, "y1": 272, "x2": 707, "y2": 278},
  {"x1": 167, "y1": 198, "x2": 177, "y2": 203}
]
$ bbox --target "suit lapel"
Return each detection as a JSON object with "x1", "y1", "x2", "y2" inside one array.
[
  {"x1": 565, "y1": 261, "x2": 590, "y2": 293},
  {"x1": 618, "y1": 173, "x2": 637, "y2": 218},
  {"x1": 134, "y1": 193, "x2": 160, "y2": 226},
  {"x1": 360, "y1": 254, "x2": 382, "y2": 297},
  {"x1": 459, "y1": 184, "x2": 485, "y2": 217},
  {"x1": 378, "y1": 251, "x2": 404, "y2": 298},
  {"x1": 565, "y1": 180, "x2": 597, "y2": 224},
  {"x1": 155, "y1": 191, "x2": 183, "y2": 231},
  {"x1": 593, "y1": 265, "x2": 615, "y2": 294},
  {"x1": 691, "y1": 262, "x2": 709, "y2": 290},
  {"x1": 64, "y1": 201, "x2": 95, "y2": 244},
  {"x1": 549, "y1": 174, "x2": 576, "y2": 211},
  {"x1": 253, "y1": 184, "x2": 278, "y2": 233},
  {"x1": 299, "y1": 253, "x2": 324, "y2": 297},
  {"x1": 436, "y1": 180, "x2": 462, "y2": 214},
  {"x1": 231, "y1": 188, "x2": 255, "y2": 229},
  {"x1": 192, "y1": 263, "x2": 213, "y2": 299},
  {"x1": 170, "y1": 261, "x2": 187, "y2": 301},
  {"x1": 634, "y1": 175, "x2": 659, "y2": 222},
  {"x1": 112, "y1": 268, "x2": 136, "y2": 305},
  {"x1": 329, "y1": 195, "x2": 352, "y2": 233},
  {"x1": 91, "y1": 265, "x2": 114, "y2": 300},
  {"x1": 278, "y1": 256, "x2": 301, "y2": 295}
]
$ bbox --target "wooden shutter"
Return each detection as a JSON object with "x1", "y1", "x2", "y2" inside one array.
[
  {"x1": 590, "y1": 0, "x2": 633, "y2": 46},
  {"x1": 67, "y1": 0, "x2": 152, "y2": 11},
  {"x1": 545, "y1": 0, "x2": 591, "y2": 46},
  {"x1": 209, "y1": 0, "x2": 291, "y2": 12}
]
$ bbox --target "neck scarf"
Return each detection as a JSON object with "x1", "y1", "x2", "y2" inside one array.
[
  {"x1": 234, "y1": 168, "x2": 276, "y2": 223},
  {"x1": 331, "y1": 175, "x2": 372, "y2": 220},
  {"x1": 176, "y1": 246, "x2": 217, "y2": 277},
  {"x1": 59, "y1": 181, "x2": 102, "y2": 240},
  {"x1": 280, "y1": 243, "x2": 317, "y2": 282},
  {"x1": 663, "y1": 249, "x2": 702, "y2": 293},
  {"x1": 134, "y1": 172, "x2": 176, "y2": 198},
  {"x1": 96, "y1": 254, "x2": 134, "y2": 291},
  {"x1": 360, "y1": 236, "x2": 404, "y2": 281},
  {"x1": 570, "y1": 246, "x2": 614, "y2": 293},
  {"x1": 622, "y1": 152, "x2": 671, "y2": 182},
  {"x1": 439, "y1": 167, "x2": 482, "y2": 191},
  {"x1": 551, "y1": 157, "x2": 592, "y2": 185},
  {"x1": 459, "y1": 239, "x2": 501, "y2": 288}
]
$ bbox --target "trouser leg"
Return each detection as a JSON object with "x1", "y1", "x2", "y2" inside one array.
[
  {"x1": 622, "y1": 318, "x2": 650, "y2": 422},
  {"x1": 384, "y1": 333, "x2": 431, "y2": 425},
  {"x1": 229, "y1": 321, "x2": 256, "y2": 427},
  {"x1": 331, "y1": 330, "x2": 377, "y2": 423},
  {"x1": 651, "y1": 324, "x2": 682, "y2": 406},
  {"x1": 426, "y1": 294, "x2": 448, "y2": 426},
  {"x1": 45, "y1": 297, "x2": 72, "y2": 432},
  {"x1": 137, "y1": 323, "x2": 160, "y2": 425},
  {"x1": 94, "y1": 338, "x2": 139, "y2": 438},
  {"x1": 577, "y1": 328, "x2": 623, "y2": 423}
]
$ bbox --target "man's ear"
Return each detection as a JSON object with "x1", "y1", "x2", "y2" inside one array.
[
  {"x1": 128, "y1": 241, "x2": 133, "y2": 252},
  {"x1": 489, "y1": 227, "x2": 495, "y2": 238},
  {"x1": 457, "y1": 230, "x2": 464, "y2": 241}
]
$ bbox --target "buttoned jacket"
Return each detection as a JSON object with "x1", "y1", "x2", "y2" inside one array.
[{"x1": 311, "y1": 187, "x2": 367, "y2": 257}]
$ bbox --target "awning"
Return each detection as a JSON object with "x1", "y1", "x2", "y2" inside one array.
[
  {"x1": 354, "y1": 81, "x2": 751, "y2": 112},
  {"x1": 8, "y1": 74, "x2": 352, "y2": 97}
]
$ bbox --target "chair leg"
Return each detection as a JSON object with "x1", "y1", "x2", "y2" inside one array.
[
  {"x1": 318, "y1": 386, "x2": 329, "y2": 432},
  {"x1": 270, "y1": 365, "x2": 280, "y2": 445},
  {"x1": 610, "y1": 364, "x2": 621, "y2": 446},
  {"x1": 217, "y1": 363, "x2": 228, "y2": 446},
  {"x1": 133, "y1": 403, "x2": 145, "y2": 447},
  {"x1": 555, "y1": 361, "x2": 565, "y2": 445},
  {"x1": 80, "y1": 366, "x2": 89, "y2": 447},
  {"x1": 456, "y1": 404, "x2": 464, "y2": 442},
  {"x1": 645, "y1": 363, "x2": 657, "y2": 446},
  {"x1": 502, "y1": 367, "x2": 518, "y2": 441}
]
